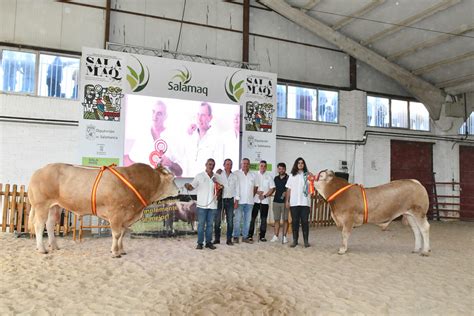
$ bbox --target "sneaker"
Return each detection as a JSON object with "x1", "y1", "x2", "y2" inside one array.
[
  {"x1": 226, "y1": 240, "x2": 234, "y2": 246},
  {"x1": 212, "y1": 240, "x2": 220, "y2": 244},
  {"x1": 196, "y1": 244, "x2": 203, "y2": 250},
  {"x1": 259, "y1": 237, "x2": 267, "y2": 242},
  {"x1": 283, "y1": 236, "x2": 288, "y2": 244},
  {"x1": 270, "y1": 235, "x2": 279, "y2": 242},
  {"x1": 205, "y1": 243, "x2": 216, "y2": 250},
  {"x1": 290, "y1": 242, "x2": 298, "y2": 248},
  {"x1": 233, "y1": 237, "x2": 240, "y2": 244}
]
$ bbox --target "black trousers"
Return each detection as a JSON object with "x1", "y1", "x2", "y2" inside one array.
[
  {"x1": 248, "y1": 203, "x2": 269, "y2": 239},
  {"x1": 290, "y1": 206, "x2": 310, "y2": 244}
]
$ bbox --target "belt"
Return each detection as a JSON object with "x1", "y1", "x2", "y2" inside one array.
[{"x1": 223, "y1": 197, "x2": 234, "y2": 200}]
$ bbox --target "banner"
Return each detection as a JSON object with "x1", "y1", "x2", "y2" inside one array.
[{"x1": 78, "y1": 47, "x2": 277, "y2": 235}]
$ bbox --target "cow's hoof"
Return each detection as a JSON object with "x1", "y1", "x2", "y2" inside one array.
[
  {"x1": 420, "y1": 251, "x2": 430, "y2": 257},
  {"x1": 412, "y1": 249, "x2": 421, "y2": 253},
  {"x1": 120, "y1": 252, "x2": 127, "y2": 255},
  {"x1": 37, "y1": 249, "x2": 48, "y2": 254},
  {"x1": 112, "y1": 254, "x2": 122, "y2": 258},
  {"x1": 338, "y1": 248, "x2": 347, "y2": 255}
]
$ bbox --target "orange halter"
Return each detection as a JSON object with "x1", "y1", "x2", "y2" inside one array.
[
  {"x1": 326, "y1": 183, "x2": 368, "y2": 224},
  {"x1": 91, "y1": 164, "x2": 148, "y2": 216}
]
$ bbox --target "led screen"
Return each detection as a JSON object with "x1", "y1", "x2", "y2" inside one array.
[{"x1": 124, "y1": 95, "x2": 240, "y2": 178}]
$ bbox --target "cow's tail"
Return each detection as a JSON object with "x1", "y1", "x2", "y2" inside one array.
[{"x1": 28, "y1": 205, "x2": 35, "y2": 237}]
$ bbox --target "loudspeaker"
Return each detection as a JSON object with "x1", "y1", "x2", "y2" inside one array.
[{"x1": 335, "y1": 172, "x2": 349, "y2": 181}]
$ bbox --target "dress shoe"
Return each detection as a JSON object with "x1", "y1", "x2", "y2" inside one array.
[
  {"x1": 233, "y1": 237, "x2": 240, "y2": 244},
  {"x1": 213, "y1": 240, "x2": 220, "y2": 244},
  {"x1": 205, "y1": 243, "x2": 216, "y2": 250},
  {"x1": 248, "y1": 237, "x2": 253, "y2": 242},
  {"x1": 259, "y1": 237, "x2": 267, "y2": 242},
  {"x1": 304, "y1": 243, "x2": 311, "y2": 248},
  {"x1": 242, "y1": 238, "x2": 253, "y2": 244},
  {"x1": 196, "y1": 244, "x2": 203, "y2": 250},
  {"x1": 226, "y1": 240, "x2": 234, "y2": 246},
  {"x1": 290, "y1": 242, "x2": 298, "y2": 248}
]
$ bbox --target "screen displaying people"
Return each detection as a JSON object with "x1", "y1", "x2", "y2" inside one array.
[{"x1": 123, "y1": 95, "x2": 240, "y2": 178}]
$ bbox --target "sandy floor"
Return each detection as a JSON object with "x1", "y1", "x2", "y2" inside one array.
[{"x1": 0, "y1": 221, "x2": 473, "y2": 315}]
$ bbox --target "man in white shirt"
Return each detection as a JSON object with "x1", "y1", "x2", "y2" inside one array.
[
  {"x1": 184, "y1": 158, "x2": 223, "y2": 250},
  {"x1": 185, "y1": 102, "x2": 224, "y2": 176},
  {"x1": 233, "y1": 158, "x2": 257, "y2": 244},
  {"x1": 125, "y1": 100, "x2": 183, "y2": 176},
  {"x1": 214, "y1": 158, "x2": 239, "y2": 246},
  {"x1": 248, "y1": 160, "x2": 275, "y2": 242}
]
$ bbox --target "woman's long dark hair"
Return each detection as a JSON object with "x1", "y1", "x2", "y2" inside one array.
[{"x1": 290, "y1": 157, "x2": 308, "y2": 176}]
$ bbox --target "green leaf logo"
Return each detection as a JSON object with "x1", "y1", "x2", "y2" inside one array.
[
  {"x1": 171, "y1": 67, "x2": 192, "y2": 84},
  {"x1": 127, "y1": 56, "x2": 150, "y2": 92},
  {"x1": 225, "y1": 71, "x2": 245, "y2": 103}
]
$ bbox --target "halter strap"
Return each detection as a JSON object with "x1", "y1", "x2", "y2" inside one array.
[
  {"x1": 326, "y1": 183, "x2": 369, "y2": 224},
  {"x1": 91, "y1": 165, "x2": 148, "y2": 216}
]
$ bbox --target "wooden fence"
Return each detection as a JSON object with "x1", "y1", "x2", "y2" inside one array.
[{"x1": 0, "y1": 183, "x2": 100, "y2": 240}]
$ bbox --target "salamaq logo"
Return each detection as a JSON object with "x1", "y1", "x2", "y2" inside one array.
[
  {"x1": 127, "y1": 55, "x2": 150, "y2": 92},
  {"x1": 168, "y1": 67, "x2": 208, "y2": 96},
  {"x1": 225, "y1": 71, "x2": 245, "y2": 103}
]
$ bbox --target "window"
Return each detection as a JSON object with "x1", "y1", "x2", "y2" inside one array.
[
  {"x1": 391, "y1": 100, "x2": 408, "y2": 128},
  {"x1": 276, "y1": 84, "x2": 287, "y2": 118},
  {"x1": 409, "y1": 102, "x2": 429, "y2": 131},
  {"x1": 38, "y1": 54, "x2": 79, "y2": 99},
  {"x1": 367, "y1": 95, "x2": 430, "y2": 131},
  {"x1": 0, "y1": 48, "x2": 80, "y2": 99},
  {"x1": 1, "y1": 50, "x2": 36, "y2": 93},
  {"x1": 277, "y1": 83, "x2": 339, "y2": 123},
  {"x1": 459, "y1": 112, "x2": 474, "y2": 135},
  {"x1": 367, "y1": 96, "x2": 389, "y2": 127}
]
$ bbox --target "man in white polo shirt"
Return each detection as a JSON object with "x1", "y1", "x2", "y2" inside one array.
[
  {"x1": 185, "y1": 158, "x2": 223, "y2": 250},
  {"x1": 233, "y1": 158, "x2": 257, "y2": 244},
  {"x1": 248, "y1": 160, "x2": 275, "y2": 242}
]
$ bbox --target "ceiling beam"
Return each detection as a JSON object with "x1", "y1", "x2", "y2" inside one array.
[
  {"x1": 361, "y1": 0, "x2": 461, "y2": 46},
  {"x1": 302, "y1": 0, "x2": 321, "y2": 11},
  {"x1": 436, "y1": 74, "x2": 474, "y2": 89},
  {"x1": 259, "y1": 0, "x2": 446, "y2": 119},
  {"x1": 332, "y1": 0, "x2": 385, "y2": 31},
  {"x1": 413, "y1": 52, "x2": 474, "y2": 75},
  {"x1": 388, "y1": 23, "x2": 474, "y2": 61}
]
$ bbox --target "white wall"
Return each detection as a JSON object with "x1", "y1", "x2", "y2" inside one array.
[{"x1": 1, "y1": 0, "x2": 473, "y2": 193}]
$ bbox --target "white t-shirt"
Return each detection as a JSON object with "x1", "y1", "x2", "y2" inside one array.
[
  {"x1": 217, "y1": 171, "x2": 239, "y2": 199},
  {"x1": 128, "y1": 129, "x2": 180, "y2": 167},
  {"x1": 234, "y1": 170, "x2": 256, "y2": 205},
  {"x1": 190, "y1": 171, "x2": 220, "y2": 210},
  {"x1": 185, "y1": 127, "x2": 224, "y2": 176},
  {"x1": 286, "y1": 172, "x2": 311, "y2": 207},
  {"x1": 254, "y1": 171, "x2": 275, "y2": 205}
]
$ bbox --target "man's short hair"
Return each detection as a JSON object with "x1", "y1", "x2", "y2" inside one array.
[
  {"x1": 206, "y1": 158, "x2": 215, "y2": 164},
  {"x1": 242, "y1": 158, "x2": 250, "y2": 163},
  {"x1": 277, "y1": 162, "x2": 286, "y2": 168},
  {"x1": 223, "y1": 158, "x2": 233, "y2": 166},
  {"x1": 201, "y1": 102, "x2": 212, "y2": 116},
  {"x1": 260, "y1": 160, "x2": 267, "y2": 165}
]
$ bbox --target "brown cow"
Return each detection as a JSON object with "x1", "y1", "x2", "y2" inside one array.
[
  {"x1": 314, "y1": 170, "x2": 430, "y2": 256},
  {"x1": 28, "y1": 163, "x2": 179, "y2": 257}
]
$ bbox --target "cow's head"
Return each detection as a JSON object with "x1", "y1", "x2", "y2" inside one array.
[
  {"x1": 152, "y1": 166, "x2": 179, "y2": 201},
  {"x1": 314, "y1": 170, "x2": 336, "y2": 200}
]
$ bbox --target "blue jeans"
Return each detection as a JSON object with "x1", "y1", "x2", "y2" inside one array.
[
  {"x1": 214, "y1": 198, "x2": 234, "y2": 242},
  {"x1": 197, "y1": 208, "x2": 216, "y2": 245},
  {"x1": 233, "y1": 204, "x2": 253, "y2": 238}
]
